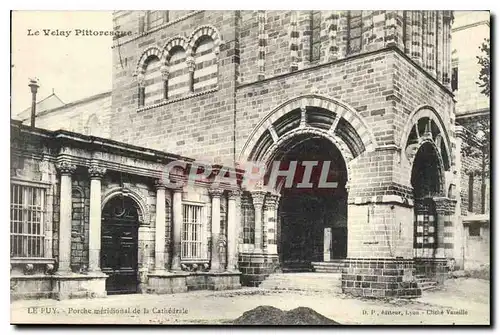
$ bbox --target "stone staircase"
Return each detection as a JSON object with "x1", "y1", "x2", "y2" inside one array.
[
  {"x1": 259, "y1": 272, "x2": 342, "y2": 293},
  {"x1": 311, "y1": 260, "x2": 345, "y2": 273},
  {"x1": 415, "y1": 274, "x2": 439, "y2": 291}
]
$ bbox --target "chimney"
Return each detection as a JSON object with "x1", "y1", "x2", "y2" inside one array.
[{"x1": 28, "y1": 78, "x2": 39, "y2": 128}]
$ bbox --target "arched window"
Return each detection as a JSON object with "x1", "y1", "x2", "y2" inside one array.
[
  {"x1": 167, "y1": 46, "x2": 189, "y2": 99},
  {"x1": 142, "y1": 56, "x2": 163, "y2": 106},
  {"x1": 193, "y1": 36, "x2": 218, "y2": 93}
]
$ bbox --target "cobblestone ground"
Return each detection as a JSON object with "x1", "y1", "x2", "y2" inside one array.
[{"x1": 11, "y1": 278, "x2": 489, "y2": 325}]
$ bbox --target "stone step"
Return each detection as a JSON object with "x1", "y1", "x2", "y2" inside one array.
[{"x1": 311, "y1": 261, "x2": 346, "y2": 273}]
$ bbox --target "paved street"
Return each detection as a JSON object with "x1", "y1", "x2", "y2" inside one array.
[{"x1": 11, "y1": 277, "x2": 489, "y2": 325}]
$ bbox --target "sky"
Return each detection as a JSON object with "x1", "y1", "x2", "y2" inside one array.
[{"x1": 11, "y1": 11, "x2": 113, "y2": 115}]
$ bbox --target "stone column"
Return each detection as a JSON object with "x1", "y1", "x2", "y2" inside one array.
[
  {"x1": 251, "y1": 191, "x2": 266, "y2": 252},
  {"x1": 323, "y1": 227, "x2": 332, "y2": 262},
  {"x1": 264, "y1": 193, "x2": 280, "y2": 255},
  {"x1": 154, "y1": 180, "x2": 167, "y2": 273},
  {"x1": 434, "y1": 197, "x2": 457, "y2": 259},
  {"x1": 187, "y1": 56, "x2": 195, "y2": 93},
  {"x1": 161, "y1": 65, "x2": 169, "y2": 100},
  {"x1": 55, "y1": 161, "x2": 76, "y2": 273},
  {"x1": 171, "y1": 187, "x2": 183, "y2": 271},
  {"x1": 136, "y1": 71, "x2": 145, "y2": 107},
  {"x1": 227, "y1": 190, "x2": 240, "y2": 272},
  {"x1": 88, "y1": 164, "x2": 106, "y2": 273},
  {"x1": 209, "y1": 188, "x2": 224, "y2": 271}
]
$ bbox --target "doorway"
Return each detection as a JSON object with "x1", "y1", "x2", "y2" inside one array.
[{"x1": 101, "y1": 196, "x2": 139, "y2": 294}]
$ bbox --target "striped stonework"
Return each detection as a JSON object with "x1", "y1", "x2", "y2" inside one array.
[
  {"x1": 427, "y1": 11, "x2": 437, "y2": 77},
  {"x1": 433, "y1": 197, "x2": 457, "y2": 256},
  {"x1": 258, "y1": 10, "x2": 266, "y2": 80},
  {"x1": 167, "y1": 47, "x2": 189, "y2": 99},
  {"x1": 310, "y1": 10, "x2": 322, "y2": 61},
  {"x1": 193, "y1": 37, "x2": 218, "y2": 93},
  {"x1": 384, "y1": 10, "x2": 397, "y2": 47},
  {"x1": 442, "y1": 11, "x2": 453, "y2": 87},
  {"x1": 411, "y1": 11, "x2": 423, "y2": 65},
  {"x1": 436, "y1": 11, "x2": 443, "y2": 82},
  {"x1": 143, "y1": 56, "x2": 164, "y2": 106},
  {"x1": 326, "y1": 11, "x2": 339, "y2": 61},
  {"x1": 422, "y1": 11, "x2": 429, "y2": 74},
  {"x1": 403, "y1": 11, "x2": 412, "y2": 55},
  {"x1": 413, "y1": 199, "x2": 437, "y2": 258},
  {"x1": 289, "y1": 11, "x2": 299, "y2": 71}
]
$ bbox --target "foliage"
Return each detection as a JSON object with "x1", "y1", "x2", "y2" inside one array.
[{"x1": 476, "y1": 38, "x2": 490, "y2": 97}]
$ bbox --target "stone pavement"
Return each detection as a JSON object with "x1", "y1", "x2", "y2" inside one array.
[{"x1": 10, "y1": 278, "x2": 490, "y2": 325}]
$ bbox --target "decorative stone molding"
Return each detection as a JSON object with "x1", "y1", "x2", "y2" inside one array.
[
  {"x1": 136, "y1": 87, "x2": 218, "y2": 112},
  {"x1": 154, "y1": 179, "x2": 167, "y2": 190},
  {"x1": 228, "y1": 189, "x2": 242, "y2": 200},
  {"x1": 163, "y1": 36, "x2": 189, "y2": 59},
  {"x1": 187, "y1": 24, "x2": 224, "y2": 57},
  {"x1": 208, "y1": 187, "x2": 224, "y2": 198},
  {"x1": 264, "y1": 193, "x2": 280, "y2": 210},
  {"x1": 433, "y1": 197, "x2": 457, "y2": 216},
  {"x1": 186, "y1": 56, "x2": 196, "y2": 72},
  {"x1": 239, "y1": 94, "x2": 377, "y2": 163},
  {"x1": 24, "y1": 263, "x2": 34, "y2": 275},
  {"x1": 135, "y1": 46, "x2": 165, "y2": 74},
  {"x1": 56, "y1": 161, "x2": 77, "y2": 175},
  {"x1": 160, "y1": 65, "x2": 169, "y2": 80},
  {"x1": 135, "y1": 71, "x2": 146, "y2": 88},
  {"x1": 180, "y1": 262, "x2": 210, "y2": 272},
  {"x1": 251, "y1": 190, "x2": 267, "y2": 207},
  {"x1": 88, "y1": 165, "x2": 106, "y2": 179},
  {"x1": 101, "y1": 186, "x2": 150, "y2": 225}
]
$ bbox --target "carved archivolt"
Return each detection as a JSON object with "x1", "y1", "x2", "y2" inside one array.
[{"x1": 101, "y1": 186, "x2": 150, "y2": 225}]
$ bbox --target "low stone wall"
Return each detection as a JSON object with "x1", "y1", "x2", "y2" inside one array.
[
  {"x1": 341, "y1": 258, "x2": 421, "y2": 298},
  {"x1": 238, "y1": 252, "x2": 279, "y2": 287},
  {"x1": 11, "y1": 273, "x2": 108, "y2": 301},
  {"x1": 11, "y1": 275, "x2": 54, "y2": 300},
  {"x1": 148, "y1": 271, "x2": 241, "y2": 293}
]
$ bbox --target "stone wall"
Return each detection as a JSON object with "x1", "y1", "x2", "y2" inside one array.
[
  {"x1": 341, "y1": 258, "x2": 421, "y2": 298},
  {"x1": 110, "y1": 11, "x2": 238, "y2": 165},
  {"x1": 29, "y1": 92, "x2": 112, "y2": 138}
]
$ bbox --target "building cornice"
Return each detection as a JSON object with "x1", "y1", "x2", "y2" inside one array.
[{"x1": 452, "y1": 19, "x2": 490, "y2": 33}]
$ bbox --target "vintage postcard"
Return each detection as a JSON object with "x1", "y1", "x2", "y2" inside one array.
[{"x1": 10, "y1": 10, "x2": 490, "y2": 325}]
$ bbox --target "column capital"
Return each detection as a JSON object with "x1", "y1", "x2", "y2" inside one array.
[
  {"x1": 172, "y1": 185, "x2": 183, "y2": 193},
  {"x1": 56, "y1": 161, "x2": 77, "y2": 175},
  {"x1": 251, "y1": 190, "x2": 267, "y2": 207},
  {"x1": 433, "y1": 197, "x2": 457, "y2": 215},
  {"x1": 135, "y1": 70, "x2": 146, "y2": 88},
  {"x1": 228, "y1": 189, "x2": 242, "y2": 200},
  {"x1": 154, "y1": 179, "x2": 167, "y2": 190},
  {"x1": 209, "y1": 187, "x2": 224, "y2": 198},
  {"x1": 264, "y1": 193, "x2": 280, "y2": 210},
  {"x1": 88, "y1": 165, "x2": 106, "y2": 179},
  {"x1": 186, "y1": 56, "x2": 196, "y2": 72},
  {"x1": 160, "y1": 65, "x2": 169, "y2": 80}
]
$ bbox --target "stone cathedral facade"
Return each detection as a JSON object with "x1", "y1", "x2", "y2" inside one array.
[{"x1": 11, "y1": 10, "x2": 464, "y2": 300}]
